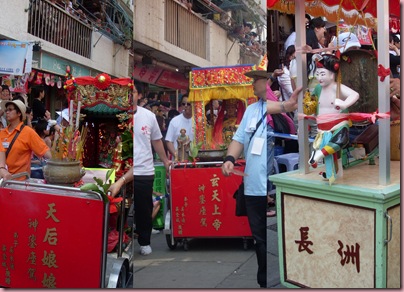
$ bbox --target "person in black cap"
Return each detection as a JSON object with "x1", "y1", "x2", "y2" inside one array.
[{"x1": 222, "y1": 67, "x2": 268, "y2": 288}]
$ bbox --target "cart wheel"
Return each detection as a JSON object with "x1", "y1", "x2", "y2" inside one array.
[
  {"x1": 166, "y1": 234, "x2": 177, "y2": 250},
  {"x1": 106, "y1": 257, "x2": 130, "y2": 288},
  {"x1": 243, "y1": 238, "x2": 248, "y2": 250},
  {"x1": 116, "y1": 260, "x2": 129, "y2": 288},
  {"x1": 182, "y1": 239, "x2": 189, "y2": 251}
]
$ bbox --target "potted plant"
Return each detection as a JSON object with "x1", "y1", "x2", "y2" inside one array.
[{"x1": 43, "y1": 123, "x2": 88, "y2": 185}]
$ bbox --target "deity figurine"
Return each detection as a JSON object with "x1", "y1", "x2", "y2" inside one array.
[
  {"x1": 176, "y1": 128, "x2": 191, "y2": 161},
  {"x1": 308, "y1": 54, "x2": 359, "y2": 184},
  {"x1": 112, "y1": 135, "x2": 123, "y2": 172},
  {"x1": 213, "y1": 99, "x2": 245, "y2": 146}
]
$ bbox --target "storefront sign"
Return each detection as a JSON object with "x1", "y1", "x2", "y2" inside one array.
[
  {"x1": 41, "y1": 53, "x2": 90, "y2": 77},
  {"x1": 0, "y1": 188, "x2": 104, "y2": 288},
  {"x1": 0, "y1": 41, "x2": 33, "y2": 76},
  {"x1": 156, "y1": 70, "x2": 189, "y2": 90},
  {"x1": 132, "y1": 62, "x2": 163, "y2": 84}
]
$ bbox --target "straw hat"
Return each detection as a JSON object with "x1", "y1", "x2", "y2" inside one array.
[{"x1": 1, "y1": 100, "x2": 26, "y2": 121}]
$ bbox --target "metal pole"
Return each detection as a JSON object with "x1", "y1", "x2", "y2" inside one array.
[
  {"x1": 117, "y1": 184, "x2": 126, "y2": 257},
  {"x1": 295, "y1": 0, "x2": 309, "y2": 174},
  {"x1": 101, "y1": 202, "x2": 109, "y2": 288},
  {"x1": 226, "y1": 39, "x2": 237, "y2": 57},
  {"x1": 93, "y1": 34, "x2": 103, "y2": 48},
  {"x1": 377, "y1": 0, "x2": 391, "y2": 185}
]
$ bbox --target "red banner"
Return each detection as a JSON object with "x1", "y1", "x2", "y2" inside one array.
[
  {"x1": 0, "y1": 187, "x2": 104, "y2": 288},
  {"x1": 132, "y1": 62, "x2": 163, "y2": 84},
  {"x1": 170, "y1": 165, "x2": 251, "y2": 237},
  {"x1": 156, "y1": 70, "x2": 189, "y2": 90}
]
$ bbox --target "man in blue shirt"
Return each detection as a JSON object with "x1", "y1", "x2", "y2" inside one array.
[{"x1": 222, "y1": 68, "x2": 268, "y2": 288}]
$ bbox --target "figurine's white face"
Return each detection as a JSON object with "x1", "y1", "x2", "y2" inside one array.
[{"x1": 315, "y1": 68, "x2": 335, "y2": 87}]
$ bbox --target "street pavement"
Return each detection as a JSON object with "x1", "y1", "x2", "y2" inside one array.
[{"x1": 129, "y1": 210, "x2": 285, "y2": 289}]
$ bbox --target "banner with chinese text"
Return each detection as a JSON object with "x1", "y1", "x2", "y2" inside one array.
[
  {"x1": 282, "y1": 194, "x2": 375, "y2": 288},
  {"x1": 170, "y1": 165, "x2": 251, "y2": 238},
  {"x1": 0, "y1": 188, "x2": 104, "y2": 288}
]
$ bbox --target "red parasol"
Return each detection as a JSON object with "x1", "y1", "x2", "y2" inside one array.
[{"x1": 267, "y1": 0, "x2": 400, "y2": 29}]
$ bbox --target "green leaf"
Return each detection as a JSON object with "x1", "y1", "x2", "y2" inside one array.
[
  {"x1": 102, "y1": 183, "x2": 111, "y2": 194},
  {"x1": 189, "y1": 146, "x2": 198, "y2": 158},
  {"x1": 106, "y1": 169, "x2": 114, "y2": 182},
  {"x1": 94, "y1": 177, "x2": 104, "y2": 187},
  {"x1": 80, "y1": 183, "x2": 101, "y2": 192}
]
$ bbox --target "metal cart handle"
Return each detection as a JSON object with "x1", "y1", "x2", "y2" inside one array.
[
  {"x1": 166, "y1": 163, "x2": 173, "y2": 196},
  {"x1": 0, "y1": 171, "x2": 30, "y2": 185},
  {"x1": 384, "y1": 212, "x2": 393, "y2": 244},
  {"x1": 1, "y1": 179, "x2": 102, "y2": 201}
]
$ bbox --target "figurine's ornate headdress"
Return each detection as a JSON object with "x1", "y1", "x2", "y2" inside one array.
[{"x1": 314, "y1": 54, "x2": 340, "y2": 73}]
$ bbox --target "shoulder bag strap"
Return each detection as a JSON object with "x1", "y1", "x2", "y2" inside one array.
[
  {"x1": 248, "y1": 112, "x2": 267, "y2": 146},
  {"x1": 6, "y1": 124, "x2": 25, "y2": 158}
]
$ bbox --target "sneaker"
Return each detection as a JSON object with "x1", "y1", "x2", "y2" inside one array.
[
  {"x1": 266, "y1": 210, "x2": 276, "y2": 217},
  {"x1": 140, "y1": 245, "x2": 152, "y2": 255},
  {"x1": 151, "y1": 229, "x2": 160, "y2": 234}
]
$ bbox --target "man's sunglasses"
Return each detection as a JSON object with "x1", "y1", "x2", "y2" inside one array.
[{"x1": 253, "y1": 77, "x2": 267, "y2": 82}]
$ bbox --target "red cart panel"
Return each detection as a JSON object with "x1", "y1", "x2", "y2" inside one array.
[
  {"x1": 170, "y1": 164, "x2": 252, "y2": 238},
  {"x1": 0, "y1": 186, "x2": 104, "y2": 288}
]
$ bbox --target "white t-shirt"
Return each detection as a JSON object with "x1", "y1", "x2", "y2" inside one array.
[
  {"x1": 284, "y1": 32, "x2": 296, "y2": 51},
  {"x1": 289, "y1": 58, "x2": 297, "y2": 79},
  {"x1": 133, "y1": 106, "x2": 163, "y2": 176},
  {"x1": 277, "y1": 66, "x2": 293, "y2": 101},
  {"x1": 165, "y1": 113, "x2": 193, "y2": 150}
]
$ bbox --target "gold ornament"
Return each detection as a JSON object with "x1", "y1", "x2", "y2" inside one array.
[
  {"x1": 303, "y1": 90, "x2": 318, "y2": 115},
  {"x1": 99, "y1": 75, "x2": 106, "y2": 82}
]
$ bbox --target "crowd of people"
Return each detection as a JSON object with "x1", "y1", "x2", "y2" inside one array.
[
  {"x1": 232, "y1": 21, "x2": 266, "y2": 56},
  {"x1": 0, "y1": 85, "x2": 58, "y2": 181},
  {"x1": 0, "y1": 10, "x2": 399, "y2": 288},
  {"x1": 108, "y1": 84, "x2": 200, "y2": 256}
]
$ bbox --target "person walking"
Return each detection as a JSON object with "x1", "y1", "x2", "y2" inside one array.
[
  {"x1": 108, "y1": 82, "x2": 170, "y2": 256},
  {"x1": 221, "y1": 68, "x2": 268, "y2": 288},
  {"x1": 165, "y1": 94, "x2": 193, "y2": 161}
]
